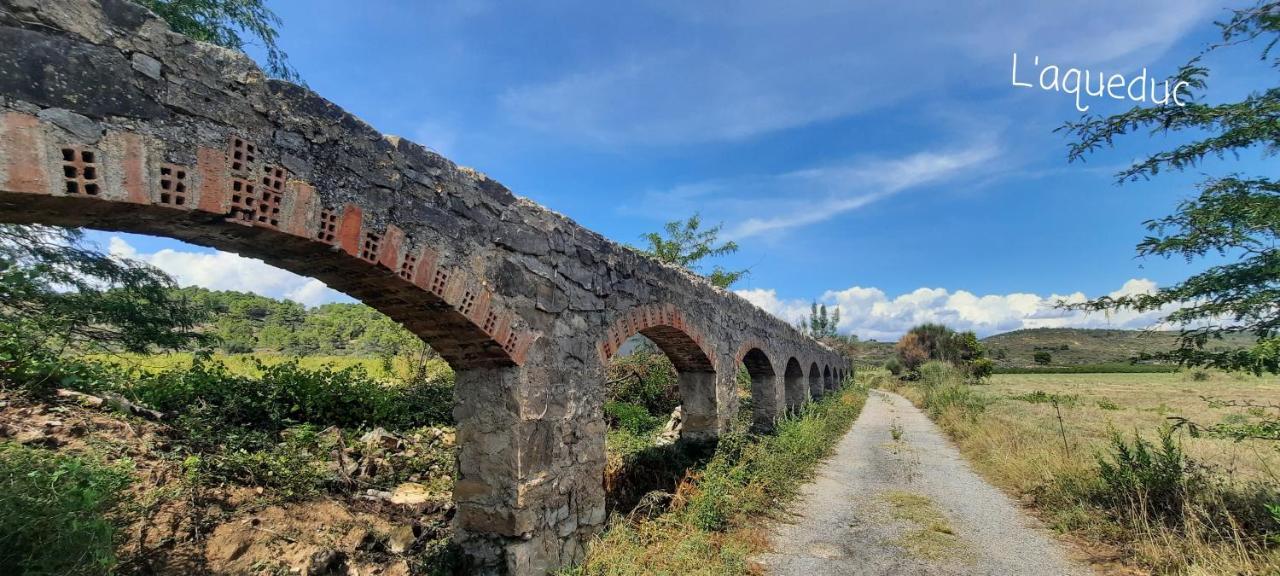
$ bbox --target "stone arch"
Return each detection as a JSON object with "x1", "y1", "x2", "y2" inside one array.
[
  {"x1": 738, "y1": 344, "x2": 778, "y2": 432},
  {"x1": 783, "y1": 357, "x2": 806, "y2": 414},
  {"x1": 823, "y1": 365, "x2": 833, "y2": 391},
  {"x1": 598, "y1": 303, "x2": 718, "y2": 440},
  {"x1": 0, "y1": 115, "x2": 534, "y2": 371},
  {"x1": 808, "y1": 361, "x2": 823, "y2": 400}
]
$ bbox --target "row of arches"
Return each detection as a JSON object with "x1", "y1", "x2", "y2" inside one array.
[{"x1": 599, "y1": 311, "x2": 850, "y2": 437}]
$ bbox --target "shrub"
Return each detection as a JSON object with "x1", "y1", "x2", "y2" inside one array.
[
  {"x1": 605, "y1": 401, "x2": 663, "y2": 435},
  {"x1": 1034, "y1": 351, "x2": 1052, "y2": 365},
  {"x1": 1095, "y1": 427, "x2": 1197, "y2": 521},
  {"x1": 607, "y1": 347, "x2": 680, "y2": 417},
  {"x1": 969, "y1": 357, "x2": 994, "y2": 381},
  {"x1": 0, "y1": 444, "x2": 133, "y2": 576},
  {"x1": 885, "y1": 358, "x2": 903, "y2": 377}
]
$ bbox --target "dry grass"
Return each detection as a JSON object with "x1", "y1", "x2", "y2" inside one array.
[
  {"x1": 882, "y1": 491, "x2": 968, "y2": 562},
  {"x1": 888, "y1": 370, "x2": 1280, "y2": 575}
]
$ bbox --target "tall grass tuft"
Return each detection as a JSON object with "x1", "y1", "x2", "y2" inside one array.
[{"x1": 0, "y1": 444, "x2": 133, "y2": 576}]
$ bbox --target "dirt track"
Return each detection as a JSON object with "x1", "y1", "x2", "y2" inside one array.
[{"x1": 757, "y1": 389, "x2": 1090, "y2": 575}]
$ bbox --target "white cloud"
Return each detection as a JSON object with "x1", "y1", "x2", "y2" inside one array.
[
  {"x1": 626, "y1": 137, "x2": 1001, "y2": 240},
  {"x1": 108, "y1": 236, "x2": 349, "y2": 307},
  {"x1": 737, "y1": 278, "x2": 1178, "y2": 341},
  {"x1": 499, "y1": 0, "x2": 1210, "y2": 146}
]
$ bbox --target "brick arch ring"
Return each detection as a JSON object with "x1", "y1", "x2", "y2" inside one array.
[
  {"x1": 596, "y1": 303, "x2": 716, "y2": 372},
  {"x1": 0, "y1": 114, "x2": 536, "y2": 370}
]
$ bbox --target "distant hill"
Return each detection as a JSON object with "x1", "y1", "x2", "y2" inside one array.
[
  {"x1": 981, "y1": 328, "x2": 1255, "y2": 368},
  {"x1": 847, "y1": 328, "x2": 1256, "y2": 369}
]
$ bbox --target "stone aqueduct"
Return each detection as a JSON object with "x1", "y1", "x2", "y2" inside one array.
[{"x1": 0, "y1": 1, "x2": 850, "y2": 572}]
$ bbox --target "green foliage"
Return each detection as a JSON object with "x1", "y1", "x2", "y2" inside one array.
[
  {"x1": 1095, "y1": 427, "x2": 1197, "y2": 521},
  {"x1": 895, "y1": 324, "x2": 987, "y2": 378},
  {"x1": 800, "y1": 302, "x2": 841, "y2": 340},
  {"x1": 684, "y1": 389, "x2": 867, "y2": 532},
  {"x1": 638, "y1": 214, "x2": 748, "y2": 288},
  {"x1": 1058, "y1": 1, "x2": 1280, "y2": 374},
  {"x1": 969, "y1": 357, "x2": 995, "y2": 381},
  {"x1": 127, "y1": 355, "x2": 452, "y2": 434},
  {"x1": 1173, "y1": 398, "x2": 1280, "y2": 444},
  {"x1": 885, "y1": 357, "x2": 903, "y2": 376},
  {"x1": 605, "y1": 401, "x2": 663, "y2": 436},
  {"x1": 1097, "y1": 398, "x2": 1122, "y2": 410},
  {"x1": 912, "y1": 361, "x2": 990, "y2": 420},
  {"x1": 0, "y1": 226, "x2": 208, "y2": 363},
  {"x1": 0, "y1": 444, "x2": 133, "y2": 576},
  {"x1": 1034, "y1": 351, "x2": 1052, "y2": 365},
  {"x1": 134, "y1": 0, "x2": 301, "y2": 81},
  {"x1": 606, "y1": 345, "x2": 680, "y2": 417}
]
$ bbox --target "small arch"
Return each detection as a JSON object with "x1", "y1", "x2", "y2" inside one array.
[
  {"x1": 808, "y1": 362, "x2": 822, "y2": 400},
  {"x1": 823, "y1": 365, "x2": 833, "y2": 391},
  {"x1": 599, "y1": 304, "x2": 718, "y2": 441},
  {"x1": 783, "y1": 357, "x2": 806, "y2": 414},
  {"x1": 741, "y1": 347, "x2": 777, "y2": 432}
]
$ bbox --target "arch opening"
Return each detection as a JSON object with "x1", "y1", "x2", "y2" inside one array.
[
  {"x1": 0, "y1": 192, "x2": 523, "y2": 371},
  {"x1": 783, "y1": 357, "x2": 806, "y2": 414},
  {"x1": 809, "y1": 362, "x2": 822, "y2": 399},
  {"x1": 741, "y1": 348, "x2": 777, "y2": 432},
  {"x1": 823, "y1": 365, "x2": 833, "y2": 391}
]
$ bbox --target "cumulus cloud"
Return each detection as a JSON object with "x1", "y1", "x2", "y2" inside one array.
[
  {"x1": 108, "y1": 236, "x2": 348, "y2": 307},
  {"x1": 737, "y1": 278, "x2": 1177, "y2": 341}
]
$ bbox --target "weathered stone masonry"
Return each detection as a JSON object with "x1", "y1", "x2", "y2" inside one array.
[{"x1": 0, "y1": 1, "x2": 850, "y2": 573}]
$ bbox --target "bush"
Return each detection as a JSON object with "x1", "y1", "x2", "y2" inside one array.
[
  {"x1": 969, "y1": 357, "x2": 994, "y2": 381},
  {"x1": 607, "y1": 347, "x2": 680, "y2": 417},
  {"x1": 1034, "y1": 351, "x2": 1052, "y2": 365},
  {"x1": 126, "y1": 356, "x2": 452, "y2": 433},
  {"x1": 605, "y1": 401, "x2": 664, "y2": 435},
  {"x1": 0, "y1": 444, "x2": 133, "y2": 576},
  {"x1": 1095, "y1": 427, "x2": 1197, "y2": 521},
  {"x1": 885, "y1": 358, "x2": 903, "y2": 377}
]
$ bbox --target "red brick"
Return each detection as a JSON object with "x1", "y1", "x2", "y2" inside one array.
[
  {"x1": 336, "y1": 203, "x2": 363, "y2": 257},
  {"x1": 282, "y1": 181, "x2": 317, "y2": 238},
  {"x1": 1, "y1": 112, "x2": 47, "y2": 194},
  {"x1": 195, "y1": 146, "x2": 228, "y2": 214},
  {"x1": 110, "y1": 132, "x2": 149, "y2": 204},
  {"x1": 378, "y1": 224, "x2": 404, "y2": 270}
]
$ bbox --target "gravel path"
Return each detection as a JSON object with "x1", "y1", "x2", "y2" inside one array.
[{"x1": 756, "y1": 389, "x2": 1091, "y2": 576}]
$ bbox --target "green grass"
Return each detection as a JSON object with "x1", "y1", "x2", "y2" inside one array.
[
  {"x1": 570, "y1": 376, "x2": 869, "y2": 575},
  {"x1": 0, "y1": 444, "x2": 134, "y2": 576}
]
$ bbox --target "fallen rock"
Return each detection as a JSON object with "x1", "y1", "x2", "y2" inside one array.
[
  {"x1": 386, "y1": 525, "x2": 416, "y2": 554},
  {"x1": 389, "y1": 482, "x2": 431, "y2": 506}
]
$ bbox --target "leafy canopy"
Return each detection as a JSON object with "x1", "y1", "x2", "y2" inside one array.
[
  {"x1": 639, "y1": 213, "x2": 749, "y2": 289},
  {"x1": 0, "y1": 225, "x2": 207, "y2": 356},
  {"x1": 1058, "y1": 1, "x2": 1280, "y2": 374},
  {"x1": 134, "y1": 0, "x2": 300, "y2": 82}
]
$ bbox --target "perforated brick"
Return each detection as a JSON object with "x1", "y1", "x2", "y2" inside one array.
[
  {"x1": 158, "y1": 164, "x2": 189, "y2": 206},
  {"x1": 60, "y1": 147, "x2": 99, "y2": 196}
]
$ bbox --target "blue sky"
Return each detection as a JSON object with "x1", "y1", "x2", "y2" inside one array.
[{"x1": 95, "y1": 0, "x2": 1277, "y2": 340}]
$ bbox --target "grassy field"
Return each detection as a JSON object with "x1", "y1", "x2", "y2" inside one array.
[
  {"x1": 849, "y1": 328, "x2": 1258, "y2": 372},
  {"x1": 889, "y1": 369, "x2": 1280, "y2": 574},
  {"x1": 89, "y1": 351, "x2": 452, "y2": 382}
]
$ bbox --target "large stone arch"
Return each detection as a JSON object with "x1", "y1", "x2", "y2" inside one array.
[
  {"x1": 598, "y1": 303, "x2": 718, "y2": 440},
  {"x1": 783, "y1": 357, "x2": 806, "y2": 414}
]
